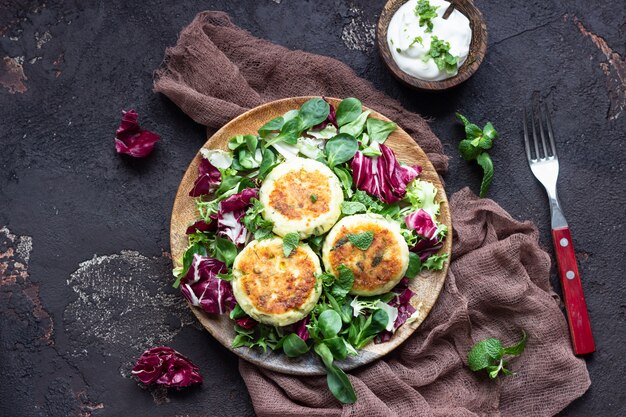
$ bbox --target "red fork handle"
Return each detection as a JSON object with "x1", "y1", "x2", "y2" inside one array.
[{"x1": 552, "y1": 227, "x2": 595, "y2": 355}]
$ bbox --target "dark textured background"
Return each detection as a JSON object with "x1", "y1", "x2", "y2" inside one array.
[{"x1": 1, "y1": 0, "x2": 624, "y2": 416}]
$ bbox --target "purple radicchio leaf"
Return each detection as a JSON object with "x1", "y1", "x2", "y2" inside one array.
[
  {"x1": 405, "y1": 209, "x2": 445, "y2": 260},
  {"x1": 405, "y1": 209, "x2": 438, "y2": 240},
  {"x1": 375, "y1": 278, "x2": 417, "y2": 343},
  {"x1": 131, "y1": 346, "x2": 202, "y2": 388},
  {"x1": 217, "y1": 188, "x2": 258, "y2": 246},
  {"x1": 180, "y1": 254, "x2": 235, "y2": 314},
  {"x1": 235, "y1": 316, "x2": 257, "y2": 329},
  {"x1": 114, "y1": 109, "x2": 160, "y2": 158},
  {"x1": 185, "y1": 216, "x2": 217, "y2": 235},
  {"x1": 351, "y1": 144, "x2": 421, "y2": 204},
  {"x1": 293, "y1": 316, "x2": 310, "y2": 341},
  {"x1": 411, "y1": 237, "x2": 444, "y2": 261},
  {"x1": 189, "y1": 158, "x2": 222, "y2": 197}
]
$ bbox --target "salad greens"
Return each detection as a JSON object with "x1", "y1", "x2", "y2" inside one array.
[
  {"x1": 456, "y1": 113, "x2": 499, "y2": 198},
  {"x1": 174, "y1": 97, "x2": 449, "y2": 404},
  {"x1": 467, "y1": 331, "x2": 527, "y2": 379}
]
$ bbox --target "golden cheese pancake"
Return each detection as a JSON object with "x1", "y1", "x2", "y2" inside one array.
[
  {"x1": 232, "y1": 237, "x2": 322, "y2": 326},
  {"x1": 322, "y1": 214, "x2": 409, "y2": 296},
  {"x1": 259, "y1": 157, "x2": 343, "y2": 238}
]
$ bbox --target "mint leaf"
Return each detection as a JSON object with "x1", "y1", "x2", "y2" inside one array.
[
  {"x1": 282, "y1": 232, "x2": 300, "y2": 257},
  {"x1": 458, "y1": 139, "x2": 482, "y2": 161},
  {"x1": 467, "y1": 331, "x2": 527, "y2": 378},
  {"x1": 341, "y1": 201, "x2": 367, "y2": 215},
  {"x1": 332, "y1": 265, "x2": 355, "y2": 300},
  {"x1": 503, "y1": 331, "x2": 528, "y2": 356},
  {"x1": 467, "y1": 338, "x2": 503, "y2": 371},
  {"x1": 347, "y1": 231, "x2": 374, "y2": 250},
  {"x1": 351, "y1": 190, "x2": 383, "y2": 212},
  {"x1": 482, "y1": 122, "x2": 498, "y2": 142},
  {"x1": 476, "y1": 152, "x2": 494, "y2": 198}
]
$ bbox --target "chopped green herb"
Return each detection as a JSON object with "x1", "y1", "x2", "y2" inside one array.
[
  {"x1": 410, "y1": 36, "x2": 424, "y2": 47},
  {"x1": 310, "y1": 194, "x2": 318, "y2": 203},
  {"x1": 467, "y1": 331, "x2": 527, "y2": 379},
  {"x1": 415, "y1": 0, "x2": 439, "y2": 33},
  {"x1": 425, "y1": 36, "x2": 458, "y2": 74},
  {"x1": 396, "y1": 47, "x2": 402, "y2": 53}
]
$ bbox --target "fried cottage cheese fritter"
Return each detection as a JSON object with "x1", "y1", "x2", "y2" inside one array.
[
  {"x1": 232, "y1": 237, "x2": 322, "y2": 326},
  {"x1": 322, "y1": 214, "x2": 409, "y2": 296},
  {"x1": 259, "y1": 157, "x2": 343, "y2": 239}
]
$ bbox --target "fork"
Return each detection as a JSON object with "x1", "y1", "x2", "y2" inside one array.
[{"x1": 523, "y1": 101, "x2": 595, "y2": 355}]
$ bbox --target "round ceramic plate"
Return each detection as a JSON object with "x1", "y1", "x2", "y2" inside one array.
[{"x1": 170, "y1": 97, "x2": 452, "y2": 376}]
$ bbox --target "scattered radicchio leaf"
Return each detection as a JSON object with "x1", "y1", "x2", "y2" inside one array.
[
  {"x1": 405, "y1": 209, "x2": 438, "y2": 240},
  {"x1": 312, "y1": 98, "x2": 338, "y2": 130},
  {"x1": 293, "y1": 316, "x2": 310, "y2": 341},
  {"x1": 217, "y1": 188, "x2": 258, "y2": 246},
  {"x1": 131, "y1": 346, "x2": 202, "y2": 388},
  {"x1": 114, "y1": 109, "x2": 160, "y2": 157},
  {"x1": 376, "y1": 278, "x2": 417, "y2": 343},
  {"x1": 235, "y1": 316, "x2": 257, "y2": 329},
  {"x1": 180, "y1": 254, "x2": 235, "y2": 314},
  {"x1": 189, "y1": 158, "x2": 221, "y2": 197},
  {"x1": 185, "y1": 217, "x2": 217, "y2": 235},
  {"x1": 351, "y1": 144, "x2": 421, "y2": 204}
]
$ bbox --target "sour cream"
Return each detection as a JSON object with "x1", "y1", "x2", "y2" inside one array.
[{"x1": 387, "y1": 0, "x2": 471, "y2": 81}]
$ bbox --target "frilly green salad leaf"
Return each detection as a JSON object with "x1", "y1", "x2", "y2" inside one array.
[{"x1": 176, "y1": 97, "x2": 450, "y2": 405}]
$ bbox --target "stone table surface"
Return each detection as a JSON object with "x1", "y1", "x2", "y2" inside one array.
[{"x1": 1, "y1": 0, "x2": 624, "y2": 416}]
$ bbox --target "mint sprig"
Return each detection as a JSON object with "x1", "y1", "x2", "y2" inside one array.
[
  {"x1": 456, "y1": 113, "x2": 499, "y2": 198},
  {"x1": 467, "y1": 331, "x2": 527, "y2": 379}
]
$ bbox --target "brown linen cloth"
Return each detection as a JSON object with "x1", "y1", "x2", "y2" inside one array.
[{"x1": 154, "y1": 11, "x2": 590, "y2": 417}]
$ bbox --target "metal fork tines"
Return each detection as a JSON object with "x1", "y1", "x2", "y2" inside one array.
[{"x1": 523, "y1": 102, "x2": 567, "y2": 229}]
